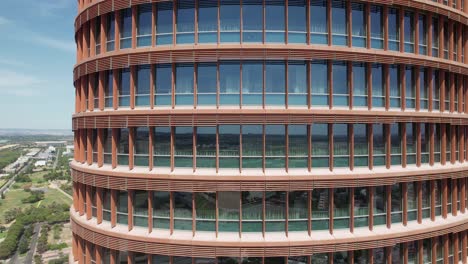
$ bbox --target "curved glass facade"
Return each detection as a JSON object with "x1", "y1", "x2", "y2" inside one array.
[
  {"x1": 74, "y1": 0, "x2": 468, "y2": 262},
  {"x1": 82, "y1": 122, "x2": 457, "y2": 170},
  {"x1": 76, "y1": 178, "x2": 465, "y2": 233}
]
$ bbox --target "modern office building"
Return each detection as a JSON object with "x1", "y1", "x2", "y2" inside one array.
[{"x1": 72, "y1": 0, "x2": 468, "y2": 263}]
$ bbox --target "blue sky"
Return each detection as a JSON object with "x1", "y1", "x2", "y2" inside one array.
[{"x1": 0, "y1": 0, "x2": 77, "y2": 130}]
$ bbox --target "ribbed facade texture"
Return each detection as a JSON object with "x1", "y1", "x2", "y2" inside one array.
[{"x1": 72, "y1": 0, "x2": 468, "y2": 263}]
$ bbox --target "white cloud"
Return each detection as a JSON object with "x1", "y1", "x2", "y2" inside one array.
[
  {"x1": 0, "y1": 59, "x2": 30, "y2": 68},
  {"x1": 32, "y1": 35, "x2": 75, "y2": 53},
  {"x1": 33, "y1": 0, "x2": 74, "y2": 17},
  {"x1": 0, "y1": 16, "x2": 11, "y2": 26},
  {"x1": 0, "y1": 69, "x2": 43, "y2": 96}
]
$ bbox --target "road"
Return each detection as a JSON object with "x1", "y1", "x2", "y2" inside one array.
[
  {"x1": 0, "y1": 159, "x2": 32, "y2": 197},
  {"x1": 24, "y1": 223, "x2": 43, "y2": 264},
  {"x1": 52, "y1": 149, "x2": 61, "y2": 170}
]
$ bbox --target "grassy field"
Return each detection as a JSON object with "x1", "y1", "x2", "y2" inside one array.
[
  {"x1": 0, "y1": 149, "x2": 22, "y2": 170},
  {"x1": 0, "y1": 171, "x2": 72, "y2": 224},
  {"x1": 0, "y1": 187, "x2": 30, "y2": 224}
]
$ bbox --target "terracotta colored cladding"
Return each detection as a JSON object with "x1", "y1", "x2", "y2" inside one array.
[{"x1": 72, "y1": 0, "x2": 468, "y2": 263}]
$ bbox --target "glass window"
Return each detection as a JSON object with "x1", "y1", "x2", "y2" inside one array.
[
  {"x1": 220, "y1": 0, "x2": 240, "y2": 43},
  {"x1": 197, "y1": 63, "x2": 217, "y2": 105},
  {"x1": 311, "y1": 60, "x2": 329, "y2": 106},
  {"x1": 117, "y1": 128, "x2": 129, "y2": 166},
  {"x1": 432, "y1": 70, "x2": 440, "y2": 110},
  {"x1": 137, "y1": 4, "x2": 152, "y2": 47},
  {"x1": 351, "y1": 3, "x2": 366, "y2": 48},
  {"x1": 391, "y1": 183, "x2": 402, "y2": 223},
  {"x1": 423, "y1": 239, "x2": 432, "y2": 264},
  {"x1": 117, "y1": 191, "x2": 128, "y2": 224},
  {"x1": 312, "y1": 188, "x2": 329, "y2": 230},
  {"x1": 133, "y1": 191, "x2": 148, "y2": 227},
  {"x1": 242, "y1": 192, "x2": 263, "y2": 232},
  {"x1": 310, "y1": 0, "x2": 328, "y2": 44},
  {"x1": 174, "y1": 192, "x2": 193, "y2": 230},
  {"x1": 218, "y1": 192, "x2": 240, "y2": 232},
  {"x1": 177, "y1": 0, "x2": 195, "y2": 44},
  {"x1": 434, "y1": 124, "x2": 441, "y2": 163},
  {"x1": 288, "y1": 191, "x2": 308, "y2": 231},
  {"x1": 288, "y1": 0, "x2": 307, "y2": 43},
  {"x1": 333, "y1": 61, "x2": 348, "y2": 107},
  {"x1": 444, "y1": 72, "x2": 450, "y2": 111},
  {"x1": 105, "y1": 70, "x2": 114, "y2": 108},
  {"x1": 311, "y1": 254, "x2": 329, "y2": 263},
  {"x1": 242, "y1": 0, "x2": 263, "y2": 43},
  {"x1": 173, "y1": 257, "x2": 194, "y2": 264},
  {"x1": 333, "y1": 188, "x2": 350, "y2": 229},
  {"x1": 242, "y1": 62, "x2": 263, "y2": 106},
  {"x1": 370, "y1": 6, "x2": 383, "y2": 49},
  {"x1": 153, "y1": 191, "x2": 170, "y2": 229},
  {"x1": 406, "y1": 123, "x2": 416, "y2": 164},
  {"x1": 242, "y1": 125, "x2": 263, "y2": 168},
  {"x1": 218, "y1": 257, "x2": 239, "y2": 264},
  {"x1": 95, "y1": 17, "x2": 101, "y2": 55},
  {"x1": 407, "y1": 182, "x2": 418, "y2": 221},
  {"x1": 353, "y1": 62, "x2": 367, "y2": 107},
  {"x1": 102, "y1": 189, "x2": 111, "y2": 221},
  {"x1": 196, "y1": 127, "x2": 216, "y2": 168},
  {"x1": 153, "y1": 127, "x2": 171, "y2": 167},
  {"x1": 134, "y1": 127, "x2": 149, "y2": 167},
  {"x1": 174, "y1": 127, "x2": 193, "y2": 167},
  {"x1": 404, "y1": 11, "x2": 415, "y2": 53},
  {"x1": 103, "y1": 129, "x2": 112, "y2": 164},
  {"x1": 407, "y1": 241, "x2": 418, "y2": 264},
  {"x1": 422, "y1": 181, "x2": 431, "y2": 218},
  {"x1": 354, "y1": 187, "x2": 369, "y2": 228},
  {"x1": 405, "y1": 66, "x2": 415, "y2": 109},
  {"x1": 418, "y1": 14, "x2": 427, "y2": 55},
  {"x1": 265, "y1": 61, "x2": 285, "y2": 106},
  {"x1": 175, "y1": 64, "x2": 194, "y2": 105},
  {"x1": 136, "y1": 65, "x2": 151, "y2": 106},
  {"x1": 444, "y1": 21, "x2": 449, "y2": 59},
  {"x1": 373, "y1": 186, "x2": 386, "y2": 226},
  {"x1": 312, "y1": 123, "x2": 329, "y2": 167},
  {"x1": 432, "y1": 17, "x2": 439, "y2": 57},
  {"x1": 288, "y1": 61, "x2": 307, "y2": 106},
  {"x1": 152, "y1": 255, "x2": 170, "y2": 264},
  {"x1": 388, "y1": 8, "x2": 400, "y2": 51},
  {"x1": 354, "y1": 249, "x2": 369, "y2": 264},
  {"x1": 331, "y1": 0, "x2": 348, "y2": 46},
  {"x1": 420, "y1": 68, "x2": 428, "y2": 109},
  {"x1": 389, "y1": 65, "x2": 401, "y2": 108},
  {"x1": 156, "y1": 2, "x2": 173, "y2": 45},
  {"x1": 219, "y1": 62, "x2": 240, "y2": 106},
  {"x1": 219, "y1": 125, "x2": 240, "y2": 168},
  {"x1": 196, "y1": 193, "x2": 216, "y2": 231},
  {"x1": 106, "y1": 13, "x2": 115, "y2": 51},
  {"x1": 265, "y1": 0, "x2": 285, "y2": 43},
  {"x1": 334, "y1": 124, "x2": 349, "y2": 167},
  {"x1": 155, "y1": 64, "x2": 172, "y2": 106},
  {"x1": 372, "y1": 63, "x2": 385, "y2": 108},
  {"x1": 288, "y1": 125, "x2": 308, "y2": 168},
  {"x1": 354, "y1": 124, "x2": 368, "y2": 167},
  {"x1": 265, "y1": 191, "x2": 286, "y2": 231},
  {"x1": 92, "y1": 129, "x2": 98, "y2": 163},
  {"x1": 118, "y1": 68, "x2": 131, "y2": 107},
  {"x1": 265, "y1": 125, "x2": 285, "y2": 168},
  {"x1": 120, "y1": 9, "x2": 132, "y2": 49},
  {"x1": 198, "y1": 0, "x2": 218, "y2": 43},
  {"x1": 374, "y1": 124, "x2": 386, "y2": 166}
]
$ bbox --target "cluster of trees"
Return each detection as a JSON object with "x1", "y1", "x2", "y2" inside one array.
[
  {"x1": 0, "y1": 149, "x2": 22, "y2": 171},
  {"x1": 21, "y1": 190, "x2": 45, "y2": 204},
  {"x1": 36, "y1": 225, "x2": 49, "y2": 254},
  {"x1": 0, "y1": 203, "x2": 69, "y2": 259},
  {"x1": 18, "y1": 225, "x2": 34, "y2": 254},
  {"x1": 44, "y1": 171, "x2": 68, "y2": 181},
  {"x1": 16, "y1": 173, "x2": 31, "y2": 183}
]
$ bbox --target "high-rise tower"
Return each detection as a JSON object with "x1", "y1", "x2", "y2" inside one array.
[{"x1": 72, "y1": 0, "x2": 468, "y2": 263}]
